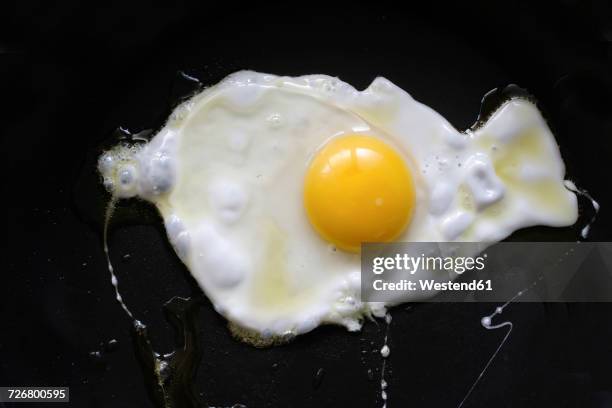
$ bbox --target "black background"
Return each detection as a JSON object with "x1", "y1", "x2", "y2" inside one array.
[{"x1": 2, "y1": 1, "x2": 612, "y2": 407}]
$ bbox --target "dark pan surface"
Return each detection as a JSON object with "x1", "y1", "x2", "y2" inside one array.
[{"x1": 3, "y1": 2, "x2": 612, "y2": 407}]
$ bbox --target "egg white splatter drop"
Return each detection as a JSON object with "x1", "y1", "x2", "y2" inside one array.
[{"x1": 98, "y1": 71, "x2": 578, "y2": 340}]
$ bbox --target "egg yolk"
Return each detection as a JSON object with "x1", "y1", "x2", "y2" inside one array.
[{"x1": 304, "y1": 134, "x2": 415, "y2": 253}]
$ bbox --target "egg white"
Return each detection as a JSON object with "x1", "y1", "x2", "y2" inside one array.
[{"x1": 99, "y1": 71, "x2": 578, "y2": 339}]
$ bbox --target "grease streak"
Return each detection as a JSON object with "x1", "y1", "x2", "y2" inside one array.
[
  {"x1": 564, "y1": 180, "x2": 600, "y2": 239},
  {"x1": 103, "y1": 198, "x2": 205, "y2": 408},
  {"x1": 458, "y1": 245, "x2": 582, "y2": 407},
  {"x1": 379, "y1": 313, "x2": 391, "y2": 408}
]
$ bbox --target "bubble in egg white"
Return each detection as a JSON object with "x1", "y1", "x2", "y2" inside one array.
[
  {"x1": 194, "y1": 223, "x2": 249, "y2": 289},
  {"x1": 464, "y1": 155, "x2": 505, "y2": 210},
  {"x1": 441, "y1": 211, "x2": 476, "y2": 241},
  {"x1": 227, "y1": 131, "x2": 250, "y2": 152},
  {"x1": 266, "y1": 113, "x2": 283, "y2": 129},
  {"x1": 208, "y1": 180, "x2": 249, "y2": 224},
  {"x1": 429, "y1": 183, "x2": 455, "y2": 215}
]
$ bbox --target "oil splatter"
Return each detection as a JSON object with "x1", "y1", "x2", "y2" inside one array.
[{"x1": 312, "y1": 368, "x2": 326, "y2": 389}]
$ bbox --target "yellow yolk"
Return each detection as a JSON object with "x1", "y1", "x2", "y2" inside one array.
[{"x1": 303, "y1": 134, "x2": 415, "y2": 252}]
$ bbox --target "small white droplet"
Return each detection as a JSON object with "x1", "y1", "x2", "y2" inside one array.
[
  {"x1": 384, "y1": 314, "x2": 392, "y2": 324},
  {"x1": 267, "y1": 113, "x2": 283, "y2": 129},
  {"x1": 228, "y1": 132, "x2": 249, "y2": 152}
]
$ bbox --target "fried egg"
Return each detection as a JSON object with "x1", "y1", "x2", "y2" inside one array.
[{"x1": 98, "y1": 71, "x2": 578, "y2": 340}]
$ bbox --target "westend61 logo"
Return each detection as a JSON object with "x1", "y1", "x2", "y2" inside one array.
[
  {"x1": 372, "y1": 253, "x2": 487, "y2": 275},
  {"x1": 362, "y1": 243, "x2": 494, "y2": 301},
  {"x1": 361, "y1": 242, "x2": 612, "y2": 303},
  {"x1": 369, "y1": 251, "x2": 491, "y2": 295}
]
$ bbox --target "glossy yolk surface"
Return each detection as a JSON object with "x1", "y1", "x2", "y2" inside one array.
[{"x1": 303, "y1": 135, "x2": 415, "y2": 252}]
